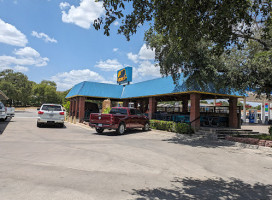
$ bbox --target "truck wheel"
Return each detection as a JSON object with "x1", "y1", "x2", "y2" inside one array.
[
  {"x1": 142, "y1": 122, "x2": 150, "y2": 131},
  {"x1": 37, "y1": 122, "x2": 41, "y2": 128},
  {"x1": 95, "y1": 127, "x2": 104, "y2": 134},
  {"x1": 117, "y1": 123, "x2": 126, "y2": 135},
  {"x1": 59, "y1": 123, "x2": 64, "y2": 128}
]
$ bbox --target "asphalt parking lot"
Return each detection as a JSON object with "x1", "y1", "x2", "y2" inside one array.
[{"x1": 0, "y1": 109, "x2": 272, "y2": 200}]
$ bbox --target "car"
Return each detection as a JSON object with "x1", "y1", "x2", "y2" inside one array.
[
  {"x1": 89, "y1": 107, "x2": 149, "y2": 134},
  {"x1": 37, "y1": 104, "x2": 65, "y2": 127},
  {"x1": 0, "y1": 101, "x2": 7, "y2": 121}
]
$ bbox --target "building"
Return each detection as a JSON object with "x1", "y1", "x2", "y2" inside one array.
[{"x1": 66, "y1": 75, "x2": 243, "y2": 130}]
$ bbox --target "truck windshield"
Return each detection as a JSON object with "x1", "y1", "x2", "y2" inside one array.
[
  {"x1": 109, "y1": 108, "x2": 127, "y2": 115},
  {"x1": 42, "y1": 105, "x2": 62, "y2": 111}
]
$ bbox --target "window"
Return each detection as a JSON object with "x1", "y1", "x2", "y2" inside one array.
[
  {"x1": 42, "y1": 105, "x2": 62, "y2": 111},
  {"x1": 130, "y1": 109, "x2": 136, "y2": 115},
  {"x1": 109, "y1": 108, "x2": 128, "y2": 115},
  {"x1": 135, "y1": 109, "x2": 142, "y2": 115}
]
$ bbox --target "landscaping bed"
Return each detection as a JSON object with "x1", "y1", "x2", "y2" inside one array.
[
  {"x1": 226, "y1": 135, "x2": 272, "y2": 147},
  {"x1": 150, "y1": 120, "x2": 194, "y2": 134}
]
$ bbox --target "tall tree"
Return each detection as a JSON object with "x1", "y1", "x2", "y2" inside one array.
[
  {"x1": 32, "y1": 80, "x2": 61, "y2": 105},
  {"x1": 94, "y1": 0, "x2": 272, "y2": 95},
  {"x1": 0, "y1": 69, "x2": 32, "y2": 106}
]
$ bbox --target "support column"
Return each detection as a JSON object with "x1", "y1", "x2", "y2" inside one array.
[
  {"x1": 243, "y1": 97, "x2": 246, "y2": 123},
  {"x1": 71, "y1": 98, "x2": 76, "y2": 123},
  {"x1": 69, "y1": 99, "x2": 72, "y2": 117},
  {"x1": 74, "y1": 97, "x2": 79, "y2": 123},
  {"x1": 190, "y1": 93, "x2": 200, "y2": 130},
  {"x1": 123, "y1": 100, "x2": 129, "y2": 107},
  {"x1": 182, "y1": 98, "x2": 188, "y2": 113},
  {"x1": 229, "y1": 97, "x2": 238, "y2": 128},
  {"x1": 78, "y1": 96, "x2": 85, "y2": 123},
  {"x1": 262, "y1": 100, "x2": 265, "y2": 124},
  {"x1": 148, "y1": 97, "x2": 157, "y2": 119}
]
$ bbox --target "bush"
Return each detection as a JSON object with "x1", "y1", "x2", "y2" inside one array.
[
  {"x1": 150, "y1": 120, "x2": 194, "y2": 134},
  {"x1": 103, "y1": 107, "x2": 111, "y2": 114},
  {"x1": 150, "y1": 120, "x2": 174, "y2": 132},
  {"x1": 269, "y1": 126, "x2": 272, "y2": 136},
  {"x1": 175, "y1": 122, "x2": 194, "y2": 134}
]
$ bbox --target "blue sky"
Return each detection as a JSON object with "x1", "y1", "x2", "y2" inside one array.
[{"x1": 0, "y1": 0, "x2": 160, "y2": 91}]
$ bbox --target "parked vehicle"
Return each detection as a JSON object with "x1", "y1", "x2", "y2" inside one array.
[
  {"x1": 89, "y1": 107, "x2": 149, "y2": 134},
  {"x1": 0, "y1": 101, "x2": 7, "y2": 121},
  {"x1": 37, "y1": 104, "x2": 65, "y2": 127},
  {"x1": 6, "y1": 106, "x2": 15, "y2": 118}
]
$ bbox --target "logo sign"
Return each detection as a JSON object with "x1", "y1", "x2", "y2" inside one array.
[
  {"x1": 117, "y1": 67, "x2": 132, "y2": 85},
  {"x1": 265, "y1": 103, "x2": 269, "y2": 116}
]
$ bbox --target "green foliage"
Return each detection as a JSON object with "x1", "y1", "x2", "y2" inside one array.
[
  {"x1": 63, "y1": 101, "x2": 70, "y2": 114},
  {"x1": 0, "y1": 69, "x2": 69, "y2": 107},
  {"x1": 32, "y1": 80, "x2": 61, "y2": 106},
  {"x1": 0, "y1": 69, "x2": 32, "y2": 106},
  {"x1": 150, "y1": 120, "x2": 194, "y2": 134},
  {"x1": 95, "y1": 0, "x2": 272, "y2": 96},
  {"x1": 175, "y1": 123, "x2": 194, "y2": 134},
  {"x1": 269, "y1": 126, "x2": 272, "y2": 136},
  {"x1": 103, "y1": 107, "x2": 111, "y2": 114}
]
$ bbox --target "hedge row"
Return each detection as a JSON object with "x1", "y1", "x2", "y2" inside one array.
[{"x1": 150, "y1": 120, "x2": 194, "y2": 134}]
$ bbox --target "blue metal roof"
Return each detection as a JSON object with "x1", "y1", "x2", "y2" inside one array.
[
  {"x1": 66, "y1": 76, "x2": 244, "y2": 99},
  {"x1": 66, "y1": 81, "x2": 123, "y2": 99}
]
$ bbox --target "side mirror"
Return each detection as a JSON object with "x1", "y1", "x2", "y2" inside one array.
[
  {"x1": 37, "y1": 108, "x2": 40, "y2": 111},
  {"x1": 63, "y1": 109, "x2": 66, "y2": 112}
]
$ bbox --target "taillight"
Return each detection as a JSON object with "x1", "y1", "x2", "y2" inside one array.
[
  {"x1": 59, "y1": 112, "x2": 65, "y2": 115},
  {"x1": 38, "y1": 111, "x2": 44, "y2": 114}
]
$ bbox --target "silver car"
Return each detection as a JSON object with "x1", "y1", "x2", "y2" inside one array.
[{"x1": 37, "y1": 104, "x2": 65, "y2": 127}]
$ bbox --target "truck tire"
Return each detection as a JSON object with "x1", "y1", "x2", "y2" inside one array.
[
  {"x1": 95, "y1": 127, "x2": 104, "y2": 134},
  {"x1": 116, "y1": 123, "x2": 126, "y2": 135},
  {"x1": 142, "y1": 122, "x2": 150, "y2": 131},
  {"x1": 59, "y1": 123, "x2": 64, "y2": 128},
  {"x1": 37, "y1": 122, "x2": 41, "y2": 128}
]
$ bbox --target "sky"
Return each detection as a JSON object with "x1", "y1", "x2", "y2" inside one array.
[{"x1": 0, "y1": 0, "x2": 160, "y2": 91}]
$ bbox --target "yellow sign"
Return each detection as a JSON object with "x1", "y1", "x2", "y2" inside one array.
[{"x1": 117, "y1": 68, "x2": 127, "y2": 83}]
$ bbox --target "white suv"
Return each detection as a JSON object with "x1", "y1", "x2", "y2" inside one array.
[
  {"x1": 37, "y1": 104, "x2": 65, "y2": 127},
  {"x1": 0, "y1": 102, "x2": 7, "y2": 121}
]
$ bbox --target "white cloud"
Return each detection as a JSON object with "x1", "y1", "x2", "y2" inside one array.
[
  {"x1": 138, "y1": 44, "x2": 155, "y2": 60},
  {"x1": 113, "y1": 21, "x2": 120, "y2": 26},
  {"x1": 50, "y1": 69, "x2": 106, "y2": 91},
  {"x1": 14, "y1": 46, "x2": 40, "y2": 57},
  {"x1": 113, "y1": 48, "x2": 118, "y2": 52},
  {"x1": 127, "y1": 44, "x2": 155, "y2": 64},
  {"x1": 60, "y1": 0, "x2": 104, "y2": 29},
  {"x1": 59, "y1": 2, "x2": 70, "y2": 9},
  {"x1": 0, "y1": 18, "x2": 28, "y2": 47},
  {"x1": 136, "y1": 60, "x2": 160, "y2": 78},
  {"x1": 127, "y1": 52, "x2": 139, "y2": 63},
  {"x1": 0, "y1": 65, "x2": 29, "y2": 73},
  {"x1": 95, "y1": 59, "x2": 123, "y2": 71},
  {"x1": 31, "y1": 31, "x2": 57, "y2": 43},
  {"x1": 14, "y1": 65, "x2": 29, "y2": 72},
  {"x1": 0, "y1": 47, "x2": 49, "y2": 67}
]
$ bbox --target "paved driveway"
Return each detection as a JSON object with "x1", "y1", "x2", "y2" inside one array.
[{"x1": 0, "y1": 109, "x2": 272, "y2": 200}]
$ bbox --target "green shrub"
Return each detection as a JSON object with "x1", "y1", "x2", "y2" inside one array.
[
  {"x1": 269, "y1": 126, "x2": 272, "y2": 136},
  {"x1": 175, "y1": 122, "x2": 194, "y2": 134},
  {"x1": 150, "y1": 120, "x2": 194, "y2": 134},
  {"x1": 63, "y1": 101, "x2": 70, "y2": 114},
  {"x1": 103, "y1": 107, "x2": 111, "y2": 114}
]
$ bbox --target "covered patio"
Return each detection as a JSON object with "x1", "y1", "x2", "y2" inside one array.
[{"x1": 66, "y1": 77, "x2": 243, "y2": 129}]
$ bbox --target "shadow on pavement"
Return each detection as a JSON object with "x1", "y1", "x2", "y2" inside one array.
[
  {"x1": 0, "y1": 118, "x2": 11, "y2": 135},
  {"x1": 94, "y1": 129, "x2": 145, "y2": 137},
  {"x1": 163, "y1": 134, "x2": 235, "y2": 148},
  {"x1": 127, "y1": 177, "x2": 272, "y2": 200}
]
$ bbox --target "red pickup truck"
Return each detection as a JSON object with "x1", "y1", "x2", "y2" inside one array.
[{"x1": 89, "y1": 107, "x2": 149, "y2": 134}]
